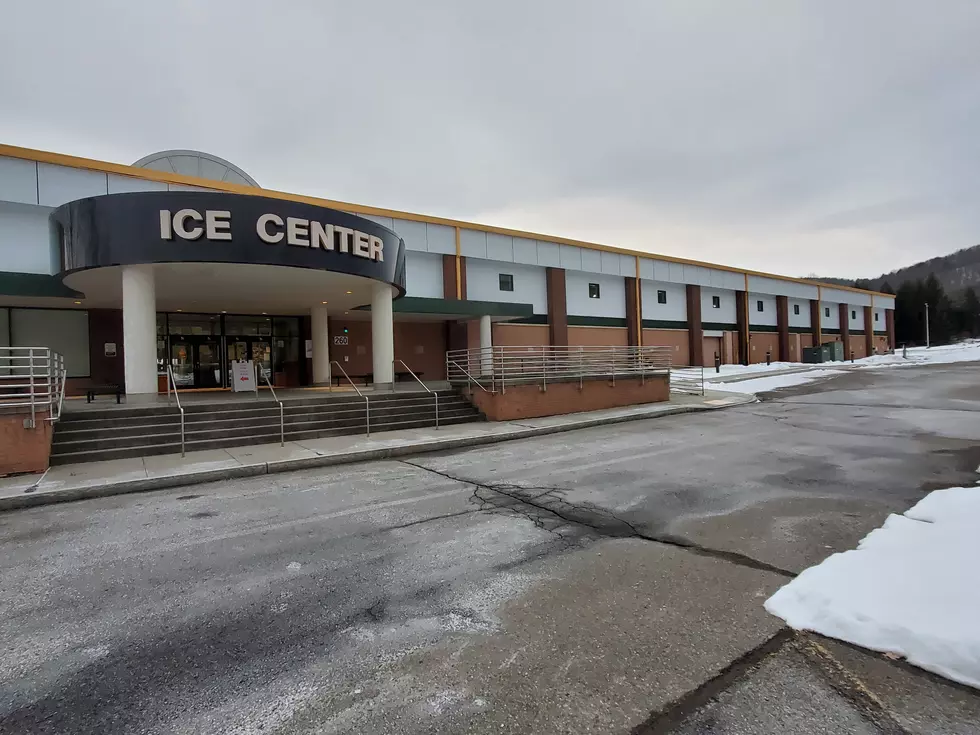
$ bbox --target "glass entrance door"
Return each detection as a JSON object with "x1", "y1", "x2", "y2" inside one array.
[
  {"x1": 226, "y1": 339, "x2": 271, "y2": 387},
  {"x1": 169, "y1": 338, "x2": 220, "y2": 388}
]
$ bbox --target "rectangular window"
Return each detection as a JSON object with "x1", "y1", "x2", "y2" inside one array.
[
  {"x1": 825, "y1": 307, "x2": 831, "y2": 318},
  {"x1": 756, "y1": 300, "x2": 764, "y2": 312},
  {"x1": 711, "y1": 295, "x2": 720, "y2": 309},
  {"x1": 851, "y1": 310, "x2": 856, "y2": 320},
  {"x1": 588, "y1": 282, "x2": 601, "y2": 299},
  {"x1": 875, "y1": 312, "x2": 880, "y2": 322},
  {"x1": 657, "y1": 290, "x2": 667, "y2": 304},
  {"x1": 793, "y1": 304, "x2": 800, "y2": 315},
  {"x1": 498, "y1": 273, "x2": 514, "y2": 292}
]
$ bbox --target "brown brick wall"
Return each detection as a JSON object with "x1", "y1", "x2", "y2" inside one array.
[
  {"x1": 568, "y1": 326, "x2": 628, "y2": 347},
  {"x1": 749, "y1": 332, "x2": 780, "y2": 364},
  {"x1": 642, "y1": 328, "x2": 689, "y2": 366},
  {"x1": 466, "y1": 375, "x2": 669, "y2": 421},
  {"x1": 0, "y1": 410, "x2": 53, "y2": 475},
  {"x1": 394, "y1": 322, "x2": 446, "y2": 380},
  {"x1": 492, "y1": 324, "x2": 550, "y2": 347}
]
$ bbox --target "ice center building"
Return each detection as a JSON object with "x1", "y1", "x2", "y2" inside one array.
[{"x1": 0, "y1": 144, "x2": 895, "y2": 399}]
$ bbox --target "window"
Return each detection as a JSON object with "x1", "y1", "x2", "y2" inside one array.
[
  {"x1": 825, "y1": 307, "x2": 831, "y2": 318},
  {"x1": 756, "y1": 300, "x2": 764, "y2": 312},
  {"x1": 657, "y1": 290, "x2": 667, "y2": 304},
  {"x1": 711, "y1": 295, "x2": 721, "y2": 309},
  {"x1": 793, "y1": 304, "x2": 800, "y2": 315},
  {"x1": 588, "y1": 282, "x2": 601, "y2": 299},
  {"x1": 498, "y1": 273, "x2": 514, "y2": 292},
  {"x1": 851, "y1": 310, "x2": 856, "y2": 320},
  {"x1": 875, "y1": 312, "x2": 880, "y2": 322}
]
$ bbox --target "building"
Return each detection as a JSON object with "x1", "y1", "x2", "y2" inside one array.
[{"x1": 0, "y1": 143, "x2": 895, "y2": 397}]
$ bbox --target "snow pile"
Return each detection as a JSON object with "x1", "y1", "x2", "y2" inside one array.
[
  {"x1": 858, "y1": 340, "x2": 980, "y2": 368},
  {"x1": 765, "y1": 485, "x2": 980, "y2": 689},
  {"x1": 704, "y1": 369, "x2": 846, "y2": 394}
]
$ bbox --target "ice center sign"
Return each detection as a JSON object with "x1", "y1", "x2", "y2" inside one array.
[{"x1": 52, "y1": 191, "x2": 406, "y2": 293}]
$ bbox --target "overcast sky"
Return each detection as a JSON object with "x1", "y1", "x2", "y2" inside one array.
[{"x1": 2, "y1": 1, "x2": 978, "y2": 279}]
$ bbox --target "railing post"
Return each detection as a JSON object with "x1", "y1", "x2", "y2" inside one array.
[
  {"x1": 28, "y1": 348, "x2": 36, "y2": 428},
  {"x1": 542, "y1": 347, "x2": 547, "y2": 392},
  {"x1": 435, "y1": 392, "x2": 439, "y2": 429},
  {"x1": 47, "y1": 350, "x2": 53, "y2": 416},
  {"x1": 365, "y1": 396, "x2": 371, "y2": 437}
]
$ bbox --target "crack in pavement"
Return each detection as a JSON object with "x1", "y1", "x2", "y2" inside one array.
[{"x1": 399, "y1": 460, "x2": 796, "y2": 579}]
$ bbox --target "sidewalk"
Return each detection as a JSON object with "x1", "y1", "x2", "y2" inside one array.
[{"x1": 0, "y1": 390, "x2": 753, "y2": 512}]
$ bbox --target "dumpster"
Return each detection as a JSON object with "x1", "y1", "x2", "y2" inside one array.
[
  {"x1": 802, "y1": 344, "x2": 833, "y2": 363},
  {"x1": 822, "y1": 341, "x2": 844, "y2": 361}
]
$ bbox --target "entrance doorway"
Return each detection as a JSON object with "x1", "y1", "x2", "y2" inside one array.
[
  {"x1": 169, "y1": 337, "x2": 222, "y2": 388},
  {"x1": 226, "y1": 338, "x2": 272, "y2": 386}
]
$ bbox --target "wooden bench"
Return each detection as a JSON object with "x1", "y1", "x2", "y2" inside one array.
[{"x1": 86, "y1": 384, "x2": 123, "y2": 404}]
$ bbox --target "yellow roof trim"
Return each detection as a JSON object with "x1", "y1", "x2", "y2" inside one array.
[{"x1": 0, "y1": 142, "x2": 894, "y2": 299}]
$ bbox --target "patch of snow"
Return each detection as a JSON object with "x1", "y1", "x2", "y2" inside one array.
[
  {"x1": 765, "y1": 485, "x2": 980, "y2": 689},
  {"x1": 705, "y1": 369, "x2": 846, "y2": 394}
]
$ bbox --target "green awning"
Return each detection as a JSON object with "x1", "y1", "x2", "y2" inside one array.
[
  {"x1": 0, "y1": 271, "x2": 83, "y2": 299},
  {"x1": 359, "y1": 296, "x2": 536, "y2": 319}
]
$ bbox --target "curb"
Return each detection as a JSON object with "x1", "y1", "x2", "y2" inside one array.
[{"x1": 1, "y1": 394, "x2": 754, "y2": 512}]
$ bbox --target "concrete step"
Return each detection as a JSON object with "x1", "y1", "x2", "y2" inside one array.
[
  {"x1": 50, "y1": 407, "x2": 481, "y2": 453},
  {"x1": 49, "y1": 413, "x2": 482, "y2": 465}
]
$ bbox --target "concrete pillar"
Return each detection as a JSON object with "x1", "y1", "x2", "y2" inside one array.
[
  {"x1": 311, "y1": 304, "x2": 331, "y2": 385},
  {"x1": 122, "y1": 264, "x2": 157, "y2": 395},
  {"x1": 775, "y1": 295, "x2": 789, "y2": 362},
  {"x1": 885, "y1": 309, "x2": 896, "y2": 351},
  {"x1": 864, "y1": 306, "x2": 874, "y2": 356},
  {"x1": 546, "y1": 267, "x2": 568, "y2": 346},
  {"x1": 686, "y1": 284, "x2": 703, "y2": 366},
  {"x1": 371, "y1": 282, "x2": 394, "y2": 385},
  {"x1": 479, "y1": 314, "x2": 493, "y2": 376},
  {"x1": 838, "y1": 303, "x2": 851, "y2": 359}
]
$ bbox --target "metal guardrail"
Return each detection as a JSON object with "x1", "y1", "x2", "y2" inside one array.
[
  {"x1": 393, "y1": 359, "x2": 438, "y2": 429},
  {"x1": 0, "y1": 347, "x2": 67, "y2": 427},
  {"x1": 166, "y1": 364, "x2": 186, "y2": 457},
  {"x1": 261, "y1": 372, "x2": 285, "y2": 446},
  {"x1": 331, "y1": 360, "x2": 370, "y2": 437},
  {"x1": 446, "y1": 345, "x2": 672, "y2": 393}
]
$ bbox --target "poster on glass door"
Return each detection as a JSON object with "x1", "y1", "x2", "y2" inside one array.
[{"x1": 231, "y1": 360, "x2": 256, "y2": 392}]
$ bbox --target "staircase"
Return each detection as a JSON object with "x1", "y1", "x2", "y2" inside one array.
[{"x1": 51, "y1": 390, "x2": 483, "y2": 465}]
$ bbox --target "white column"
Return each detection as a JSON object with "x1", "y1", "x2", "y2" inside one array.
[
  {"x1": 371, "y1": 282, "x2": 394, "y2": 385},
  {"x1": 311, "y1": 305, "x2": 331, "y2": 385},
  {"x1": 479, "y1": 314, "x2": 493, "y2": 376},
  {"x1": 121, "y1": 264, "x2": 157, "y2": 395}
]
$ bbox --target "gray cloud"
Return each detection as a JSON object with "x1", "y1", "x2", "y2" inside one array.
[{"x1": 1, "y1": 0, "x2": 978, "y2": 278}]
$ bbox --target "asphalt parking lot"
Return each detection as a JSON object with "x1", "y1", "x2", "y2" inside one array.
[{"x1": 1, "y1": 363, "x2": 979, "y2": 734}]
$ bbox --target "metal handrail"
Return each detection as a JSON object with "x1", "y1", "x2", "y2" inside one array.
[
  {"x1": 446, "y1": 345, "x2": 672, "y2": 392},
  {"x1": 0, "y1": 347, "x2": 66, "y2": 426},
  {"x1": 393, "y1": 359, "x2": 438, "y2": 429},
  {"x1": 261, "y1": 372, "x2": 285, "y2": 447},
  {"x1": 331, "y1": 360, "x2": 370, "y2": 437},
  {"x1": 447, "y1": 359, "x2": 491, "y2": 393},
  {"x1": 166, "y1": 364, "x2": 186, "y2": 457}
]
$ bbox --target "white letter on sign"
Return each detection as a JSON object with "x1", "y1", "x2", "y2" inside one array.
[
  {"x1": 160, "y1": 210, "x2": 172, "y2": 240},
  {"x1": 173, "y1": 209, "x2": 204, "y2": 239},
  {"x1": 206, "y1": 210, "x2": 232, "y2": 240},
  {"x1": 257, "y1": 213, "x2": 284, "y2": 243},
  {"x1": 334, "y1": 226, "x2": 353, "y2": 253},
  {"x1": 310, "y1": 221, "x2": 334, "y2": 250},
  {"x1": 368, "y1": 235, "x2": 384, "y2": 262},
  {"x1": 352, "y1": 230, "x2": 371, "y2": 258},
  {"x1": 286, "y1": 217, "x2": 310, "y2": 246}
]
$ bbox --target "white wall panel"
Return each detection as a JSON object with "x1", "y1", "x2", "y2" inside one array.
[
  {"x1": 37, "y1": 163, "x2": 106, "y2": 206},
  {"x1": 360, "y1": 213, "x2": 395, "y2": 230},
  {"x1": 559, "y1": 244, "x2": 583, "y2": 271},
  {"x1": 580, "y1": 248, "x2": 601, "y2": 272},
  {"x1": 748, "y1": 275, "x2": 818, "y2": 300},
  {"x1": 821, "y1": 287, "x2": 870, "y2": 307},
  {"x1": 668, "y1": 262, "x2": 684, "y2": 282},
  {"x1": 10, "y1": 308, "x2": 89, "y2": 377},
  {"x1": 107, "y1": 174, "x2": 167, "y2": 194},
  {"x1": 513, "y1": 237, "x2": 537, "y2": 265},
  {"x1": 393, "y1": 218, "x2": 427, "y2": 252},
  {"x1": 749, "y1": 294, "x2": 778, "y2": 327},
  {"x1": 820, "y1": 301, "x2": 840, "y2": 330},
  {"x1": 0, "y1": 156, "x2": 39, "y2": 205},
  {"x1": 875, "y1": 295, "x2": 895, "y2": 310},
  {"x1": 459, "y1": 228, "x2": 487, "y2": 258},
  {"x1": 487, "y1": 233, "x2": 514, "y2": 262},
  {"x1": 641, "y1": 280, "x2": 687, "y2": 322},
  {"x1": 701, "y1": 287, "x2": 737, "y2": 324},
  {"x1": 425, "y1": 223, "x2": 456, "y2": 254},
  {"x1": 600, "y1": 250, "x2": 622, "y2": 275},
  {"x1": 0, "y1": 202, "x2": 56, "y2": 274},
  {"x1": 638, "y1": 258, "x2": 655, "y2": 281},
  {"x1": 536, "y1": 240, "x2": 560, "y2": 267},
  {"x1": 566, "y1": 271, "x2": 625, "y2": 318},
  {"x1": 466, "y1": 258, "x2": 547, "y2": 314},
  {"x1": 652, "y1": 260, "x2": 669, "y2": 281},
  {"x1": 872, "y1": 307, "x2": 886, "y2": 331},
  {"x1": 788, "y1": 298, "x2": 811, "y2": 328},
  {"x1": 404, "y1": 251, "x2": 443, "y2": 298},
  {"x1": 848, "y1": 306, "x2": 865, "y2": 331}
]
